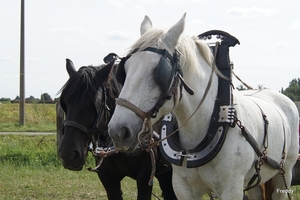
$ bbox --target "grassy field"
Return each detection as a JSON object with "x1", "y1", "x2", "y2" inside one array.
[
  {"x1": 0, "y1": 134, "x2": 299, "y2": 200},
  {"x1": 0, "y1": 103, "x2": 299, "y2": 199},
  {"x1": 0, "y1": 104, "x2": 165, "y2": 199},
  {"x1": 0, "y1": 103, "x2": 56, "y2": 132},
  {"x1": 0, "y1": 134, "x2": 164, "y2": 200}
]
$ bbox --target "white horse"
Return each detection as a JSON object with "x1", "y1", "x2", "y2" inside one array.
[{"x1": 108, "y1": 13, "x2": 299, "y2": 199}]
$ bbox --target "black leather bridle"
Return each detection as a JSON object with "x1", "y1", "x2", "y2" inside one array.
[{"x1": 62, "y1": 86, "x2": 111, "y2": 150}]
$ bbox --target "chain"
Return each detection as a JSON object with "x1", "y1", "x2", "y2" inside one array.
[
  {"x1": 234, "y1": 116, "x2": 243, "y2": 130},
  {"x1": 278, "y1": 152, "x2": 292, "y2": 200},
  {"x1": 148, "y1": 148, "x2": 156, "y2": 186}
]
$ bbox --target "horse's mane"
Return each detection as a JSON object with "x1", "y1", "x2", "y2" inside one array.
[
  {"x1": 128, "y1": 29, "x2": 216, "y2": 76},
  {"x1": 59, "y1": 66, "x2": 102, "y2": 104}
]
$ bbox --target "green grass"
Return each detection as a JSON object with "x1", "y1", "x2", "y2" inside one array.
[
  {"x1": 0, "y1": 103, "x2": 56, "y2": 132},
  {"x1": 0, "y1": 104, "x2": 299, "y2": 199},
  {"x1": 0, "y1": 134, "x2": 164, "y2": 200},
  {"x1": 0, "y1": 134, "x2": 299, "y2": 199}
]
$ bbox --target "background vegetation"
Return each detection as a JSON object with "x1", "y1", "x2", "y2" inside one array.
[
  {"x1": 281, "y1": 78, "x2": 300, "y2": 101},
  {"x1": 237, "y1": 78, "x2": 300, "y2": 102},
  {"x1": 0, "y1": 103, "x2": 56, "y2": 132},
  {"x1": 0, "y1": 134, "x2": 299, "y2": 199},
  {"x1": 0, "y1": 134, "x2": 164, "y2": 199}
]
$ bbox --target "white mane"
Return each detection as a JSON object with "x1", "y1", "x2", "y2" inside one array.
[{"x1": 128, "y1": 29, "x2": 218, "y2": 77}]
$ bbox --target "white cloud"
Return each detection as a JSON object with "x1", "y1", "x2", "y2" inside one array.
[
  {"x1": 129, "y1": 5, "x2": 146, "y2": 16},
  {"x1": 164, "y1": 0, "x2": 201, "y2": 6},
  {"x1": 270, "y1": 42, "x2": 290, "y2": 50},
  {"x1": 289, "y1": 20, "x2": 300, "y2": 31},
  {"x1": 48, "y1": 26, "x2": 82, "y2": 34},
  {"x1": 101, "y1": 30, "x2": 136, "y2": 41},
  {"x1": 108, "y1": 0, "x2": 125, "y2": 9},
  {"x1": 0, "y1": 56, "x2": 13, "y2": 62},
  {"x1": 227, "y1": 7, "x2": 276, "y2": 18},
  {"x1": 27, "y1": 58, "x2": 42, "y2": 63},
  {"x1": 188, "y1": 19, "x2": 204, "y2": 26}
]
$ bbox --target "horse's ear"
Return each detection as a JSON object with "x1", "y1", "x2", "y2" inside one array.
[
  {"x1": 162, "y1": 13, "x2": 186, "y2": 51},
  {"x1": 66, "y1": 58, "x2": 77, "y2": 77},
  {"x1": 140, "y1": 15, "x2": 152, "y2": 36},
  {"x1": 96, "y1": 60, "x2": 115, "y2": 81},
  {"x1": 116, "y1": 57, "x2": 126, "y2": 85}
]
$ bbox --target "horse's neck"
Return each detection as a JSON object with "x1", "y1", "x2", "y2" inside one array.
[{"x1": 173, "y1": 64, "x2": 219, "y2": 149}]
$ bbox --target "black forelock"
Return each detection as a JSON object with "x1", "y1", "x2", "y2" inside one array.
[{"x1": 60, "y1": 66, "x2": 102, "y2": 105}]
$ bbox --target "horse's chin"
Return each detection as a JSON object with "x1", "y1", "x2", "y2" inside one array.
[
  {"x1": 114, "y1": 140, "x2": 139, "y2": 153},
  {"x1": 63, "y1": 163, "x2": 84, "y2": 171},
  {"x1": 126, "y1": 145, "x2": 139, "y2": 153},
  {"x1": 62, "y1": 155, "x2": 86, "y2": 171}
]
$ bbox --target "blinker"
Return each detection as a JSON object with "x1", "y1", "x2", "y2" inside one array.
[{"x1": 154, "y1": 56, "x2": 175, "y2": 93}]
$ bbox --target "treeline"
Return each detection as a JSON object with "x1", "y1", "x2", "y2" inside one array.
[
  {"x1": 0, "y1": 93, "x2": 60, "y2": 104},
  {"x1": 281, "y1": 78, "x2": 300, "y2": 101},
  {"x1": 2, "y1": 78, "x2": 300, "y2": 103},
  {"x1": 237, "y1": 78, "x2": 300, "y2": 102}
]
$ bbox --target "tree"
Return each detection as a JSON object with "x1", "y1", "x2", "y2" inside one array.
[
  {"x1": 236, "y1": 84, "x2": 247, "y2": 91},
  {"x1": 41, "y1": 93, "x2": 53, "y2": 102},
  {"x1": 282, "y1": 78, "x2": 300, "y2": 101}
]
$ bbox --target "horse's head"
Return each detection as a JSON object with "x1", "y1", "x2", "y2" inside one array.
[
  {"x1": 108, "y1": 14, "x2": 187, "y2": 152},
  {"x1": 58, "y1": 59, "x2": 118, "y2": 170}
]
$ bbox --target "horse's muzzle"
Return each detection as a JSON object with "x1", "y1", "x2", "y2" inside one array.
[{"x1": 108, "y1": 123, "x2": 139, "y2": 153}]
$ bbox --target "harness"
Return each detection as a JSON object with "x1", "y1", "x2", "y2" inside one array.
[
  {"x1": 116, "y1": 47, "x2": 194, "y2": 147},
  {"x1": 116, "y1": 47, "x2": 194, "y2": 116},
  {"x1": 112, "y1": 30, "x2": 290, "y2": 196},
  {"x1": 160, "y1": 30, "x2": 239, "y2": 167}
]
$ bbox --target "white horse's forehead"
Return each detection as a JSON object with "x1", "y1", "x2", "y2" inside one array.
[
  {"x1": 123, "y1": 52, "x2": 159, "y2": 87},
  {"x1": 125, "y1": 51, "x2": 161, "y2": 74},
  {"x1": 119, "y1": 51, "x2": 162, "y2": 108}
]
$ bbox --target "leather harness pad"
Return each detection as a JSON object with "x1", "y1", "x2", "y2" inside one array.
[
  {"x1": 154, "y1": 56, "x2": 175, "y2": 93},
  {"x1": 159, "y1": 89, "x2": 233, "y2": 168}
]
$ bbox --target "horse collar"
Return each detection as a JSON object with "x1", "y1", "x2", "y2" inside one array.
[
  {"x1": 159, "y1": 78, "x2": 236, "y2": 168},
  {"x1": 158, "y1": 31, "x2": 243, "y2": 167}
]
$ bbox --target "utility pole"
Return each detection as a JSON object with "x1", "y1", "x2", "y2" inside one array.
[{"x1": 20, "y1": 0, "x2": 25, "y2": 125}]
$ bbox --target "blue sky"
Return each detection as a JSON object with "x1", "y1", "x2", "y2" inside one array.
[{"x1": 1, "y1": 0, "x2": 299, "y2": 99}]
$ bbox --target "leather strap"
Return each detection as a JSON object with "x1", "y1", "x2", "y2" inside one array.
[
  {"x1": 64, "y1": 121, "x2": 90, "y2": 135},
  {"x1": 116, "y1": 98, "x2": 148, "y2": 119}
]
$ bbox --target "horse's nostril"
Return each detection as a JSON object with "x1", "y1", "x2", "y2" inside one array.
[
  {"x1": 70, "y1": 149, "x2": 81, "y2": 161},
  {"x1": 123, "y1": 127, "x2": 131, "y2": 140}
]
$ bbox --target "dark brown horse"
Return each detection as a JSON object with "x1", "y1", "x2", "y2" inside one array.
[{"x1": 58, "y1": 59, "x2": 177, "y2": 200}]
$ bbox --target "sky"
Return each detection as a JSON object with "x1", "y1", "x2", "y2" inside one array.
[{"x1": 1, "y1": 0, "x2": 300, "y2": 100}]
